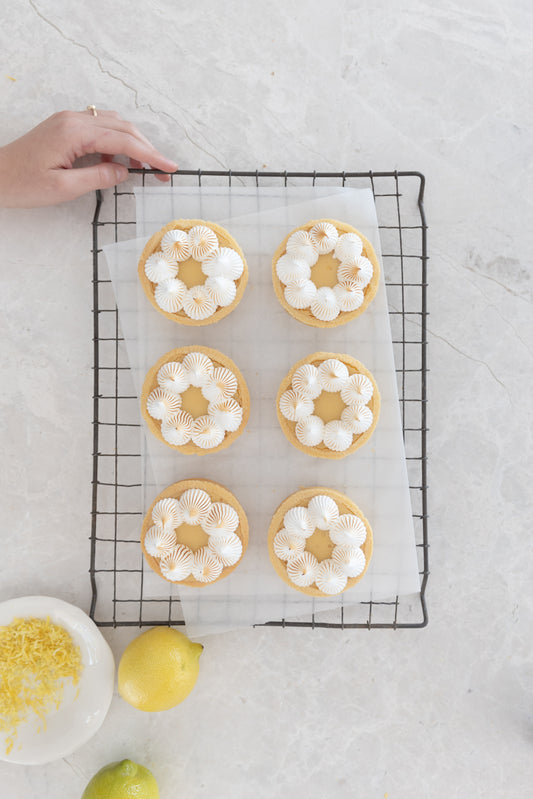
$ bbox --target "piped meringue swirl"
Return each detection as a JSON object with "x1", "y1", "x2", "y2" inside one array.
[
  {"x1": 323, "y1": 420, "x2": 353, "y2": 452},
  {"x1": 160, "y1": 545, "x2": 194, "y2": 582},
  {"x1": 152, "y1": 497, "x2": 182, "y2": 529},
  {"x1": 317, "y1": 359, "x2": 349, "y2": 392},
  {"x1": 179, "y1": 488, "x2": 212, "y2": 525},
  {"x1": 192, "y1": 547, "x2": 223, "y2": 582},
  {"x1": 182, "y1": 285, "x2": 217, "y2": 320},
  {"x1": 310, "y1": 287, "x2": 340, "y2": 322},
  {"x1": 329, "y1": 514, "x2": 367, "y2": 547},
  {"x1": 155, "y1": 278, "x2": 186, "y2": 313},
  {"x1": 182, "y1": 352, "x2": 214, "y2": 387},
  {"x1": 145, "y1": 252, "x2": 178, "y2": 283},
  {"x1": 202, "y1": 367, "x2": 238, "y2": 403},
  {"x1": 285, "y1": 230, "x2": 319, "y2": 266},
  {"x1": 191, "y1": 415, "x2": 225, "y2": 449},
  {"x1": 205, "y1": 275, "x2": 237, "y2": 307},
  {"x1": 340, "y1": 404, "x2": 373, "y2": 435},
  {"x1": 157, "y1": 361, "x2": 190, "y2": 394},
  {"x1": 315, "y1": 559, "x2": 347, "y2": 595},
  {"x1": 308, "y1": 495, "x2": 339, "y2": 530},
  {"x1": 273, "y1": 529, "x2": 306, "y2": 561},
  {"x1": 276, "y1": 255, "x2": 311, "y2": 284},
  {"x1": 284, "y1": 279, "x2": 317, "y2": 309},
  {"x1": 332, "y1": 545, "x2": 366, "y2": 578},
  {"x1": 146, "y1": 387, "x2": 182, "y2": 421},
  {"x1": 334, "y1": 232, "x2": 363, "y2": 263},
  {"x1": 340, "y1": 373, "x2": 373, "y2": 406},
  {"x1": 309, "y1": 221, "x2": 339, "y2": 254},
  {"x1": 202, "y1": 247, "x2": 244, "y2": 280},
  {"x1": 286, "y1": 551, "x2": 318, "y2": 587},
  {"x1": 207, "y1": 533, "x2": 243, "y2": 567},
  {"x1": 208, "y1": 398, "x2": 243, "y2": 432},
  {"x1": 161, "y1": 230, "x2": 191, "y2": 262},
  {"x1": 161, "y1": 410, "x2": 194, "y2": 446},
  {"x1": 279, "y1": 390, "x2": 314, "y2": 422},
  {"x1": 144, "y1": 525, "x2": 177, "y2": 557},
  {"x1": 295, "y1": 415, "x2": 325, "y2": 447},
  {"x1": 292, "y1": 364, "x2": 322, "y2": 399},
  {"x1": 283, "y1": 506, "x2": 315, "y2": 538},
  {"x1": 188, "y1": 225, "x2": 218, "y2": 260},
  {"x1": 202, "y1": 502, "x2": 240, "y2": 536}
]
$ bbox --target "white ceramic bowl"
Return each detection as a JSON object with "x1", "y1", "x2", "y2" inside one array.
[{"x1": 0, "y1": 596, "x2": 115, "y2": 765}]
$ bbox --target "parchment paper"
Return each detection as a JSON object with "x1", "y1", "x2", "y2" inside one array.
[{"x1": 103, "y1": 186, "x2": 420, "y2": 636}]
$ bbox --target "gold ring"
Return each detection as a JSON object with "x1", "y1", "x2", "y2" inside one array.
[{"x1": 86, "y1": 105, "x2": 97, "y2": 117}]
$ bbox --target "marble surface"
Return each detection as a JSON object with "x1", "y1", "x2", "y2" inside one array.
[{"x1": 1, "y1": 0, "x2": 532, "y2": 796}]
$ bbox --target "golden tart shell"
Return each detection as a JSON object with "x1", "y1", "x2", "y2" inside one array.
[
  {"x1": 141, "y1": 345, "x2": 250, "y2": 455},
  {"x1": 141, "y1": 478, "x2": 249, "y2": 588},
  {"x1": 139, "y1": 218, "x2": 248, "y2": 326},
  {"x1": 276, "y1": 351, "x2": 380, "y2": 459},
  {"x1": 267, "y1": 486, "x2": 373, "y2": 597},
  {"x1": 272, "y1": 218, "x2": 380, "y2": 328}
]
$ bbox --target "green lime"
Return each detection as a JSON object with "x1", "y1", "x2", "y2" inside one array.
[{"x1": 81, "y1": 759, "x2": 159, "y2": 799}]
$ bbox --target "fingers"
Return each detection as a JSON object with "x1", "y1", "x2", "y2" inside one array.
[
  {"x1": 84, "y1": 127, "x2": 178, "y2": 176},
  {"x1": 101, "y1": 153, "x2": 169, "y2": 183},
  {"x1": 55, "y1": 162, "x2": 129, "y2": 202},
  {"x1": 88, "y1": 112, "x2": 154, "y2": 150},
  {"x1": 79, "y1": 109, "x2": 177, "y2": 176}
]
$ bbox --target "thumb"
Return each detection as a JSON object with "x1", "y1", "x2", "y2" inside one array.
[{"x1": 58, "y1": 161, "x2": 129, "y2": 201}]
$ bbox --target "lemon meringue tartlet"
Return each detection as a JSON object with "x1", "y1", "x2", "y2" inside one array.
[
  {"x1": 272, "y1": 219, "x2": 380, "y2": 327},
  {"x1": 139, "y1": 219, "x2": 248, "y2": 325},
  {"x1": 141, "y1": 345, "x2": 250, "y2": 455},
  {"x1": 277, "y1": 351, "x2": 380, "y2": 459},
  {"x1": 141, "y1": 479, "x2": 249, "y2": 587},
  {"x1": 268, "y1": 487, "x2": 372, "y2": 596}
]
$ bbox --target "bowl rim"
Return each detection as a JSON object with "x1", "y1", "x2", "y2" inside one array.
[{"x1": 0, "y1": 595, "x2": 115, "y2": 765}]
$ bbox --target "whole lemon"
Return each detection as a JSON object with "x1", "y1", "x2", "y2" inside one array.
[
  {"x1": 81, "y1": 759, "x2": 159, "y2": 799},
  {"x1": 118, "y1": 626, "x2": 203, "y2": 712}
]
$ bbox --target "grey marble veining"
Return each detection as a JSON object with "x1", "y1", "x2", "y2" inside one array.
[{"x1": 1, "y1": 0, "x2": 532, "y2": 796}]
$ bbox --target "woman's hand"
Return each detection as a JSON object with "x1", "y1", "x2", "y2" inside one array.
[{"x1": 0, "y1": 109, "x2": 178, "y2": 208}]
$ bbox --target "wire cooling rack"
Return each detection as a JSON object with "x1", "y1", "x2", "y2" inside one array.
[{"x1": 89, "y1": 169, "x2": 429, "y2": 629}]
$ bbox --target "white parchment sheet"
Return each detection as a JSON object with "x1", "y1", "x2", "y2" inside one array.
[{"x1": 103, "y1": 186, "x2": 420, "y2": 636}]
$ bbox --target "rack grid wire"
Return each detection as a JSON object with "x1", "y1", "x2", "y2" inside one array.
[{"x1": 89, "y1": 169, "x2": 429, "y2": 630}]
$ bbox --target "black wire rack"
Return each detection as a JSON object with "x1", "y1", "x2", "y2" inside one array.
[{"x1": 89, "y1": 169, "x2": 429, "y2": 630}]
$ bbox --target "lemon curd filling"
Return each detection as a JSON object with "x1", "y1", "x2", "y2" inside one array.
[
  {"x1": 312, "y1": 390, "x2": 346, "y2": 424},
  {"x1": 179, "y1": 386, "x2": 209, "y2": 418},
  {"x1": 174, "y1": 523, "x2": 209, "y2": 552},
  {"x1": 309, "y1": 253, "x2": 339, "y2": 289},
  {"x1": 174, "y1": 257, "x2": 206, "y2": 289},
  {"x1": 304, "y1": 528, "x2": 336, "y2": 562}
]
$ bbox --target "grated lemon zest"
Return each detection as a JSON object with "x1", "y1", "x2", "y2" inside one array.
[{"x1": 0, "y1": 616, "x2": 83, "y2": 754}]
